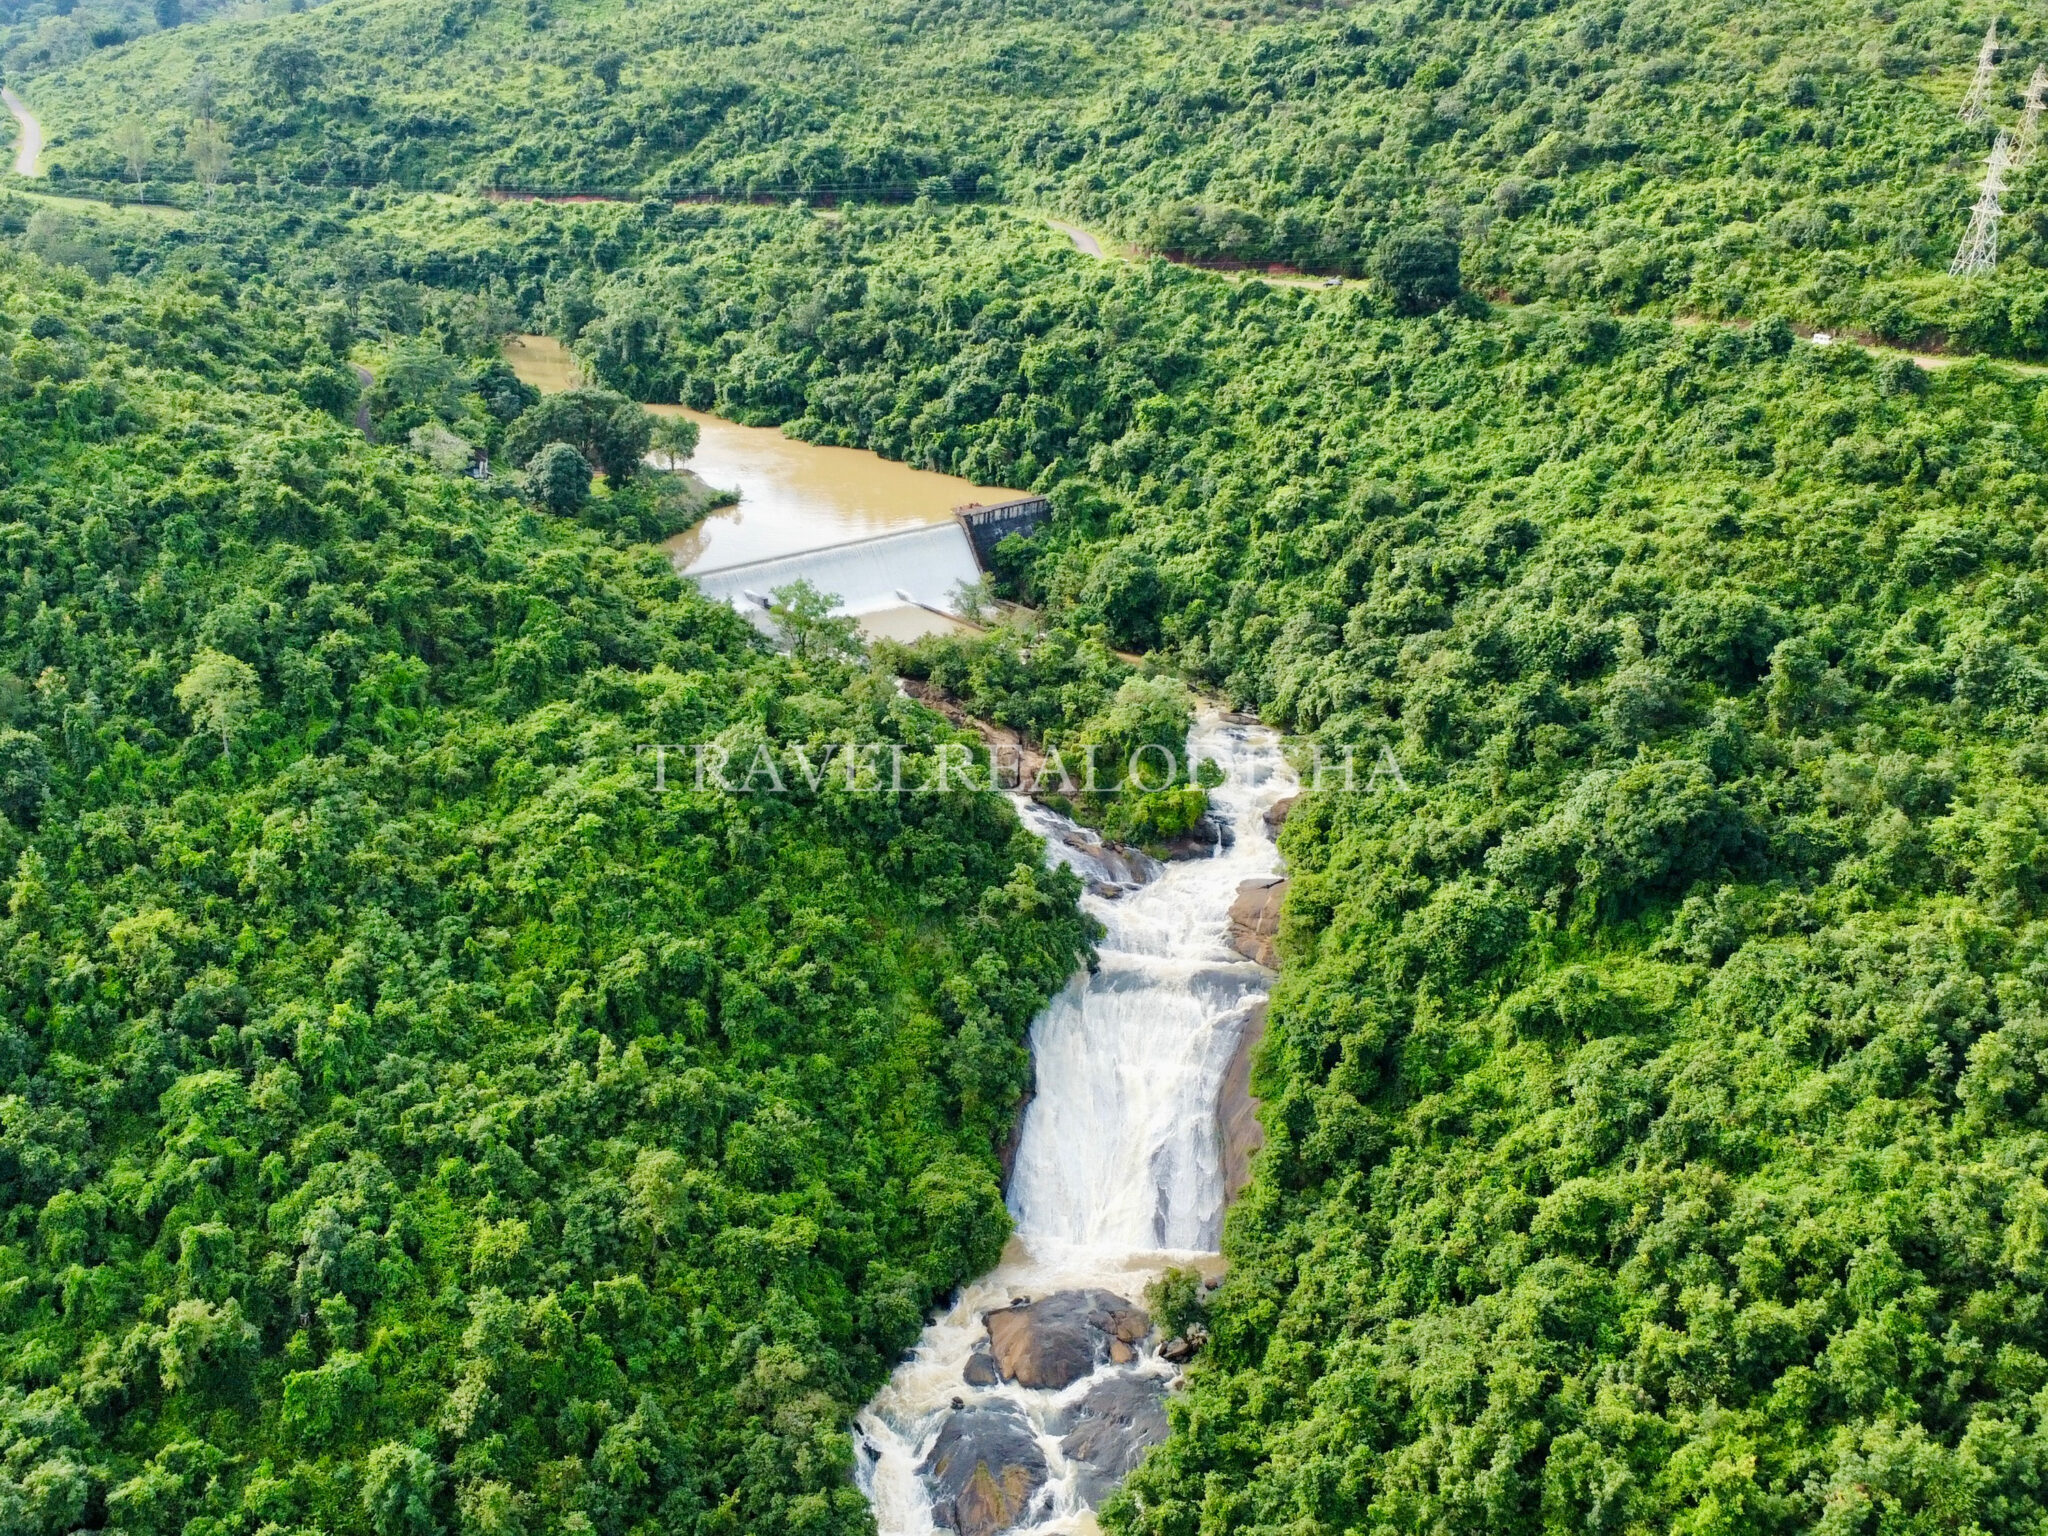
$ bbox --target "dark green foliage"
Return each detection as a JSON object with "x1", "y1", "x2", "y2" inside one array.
[
  {"x1": 1372, "y1": 225, "x2": 1461, "y2": 315},
  {"x1": 0, "y1": 253, "x2": 1090, "y2": 1536},
  {"x1": 473, "y1": 357, "x2": 539, "y2": 426},
  {"x1": 293, "y1": 357, "x2": 361, "y2": 419},
  {"x1": 1143, "y1": 1266, "x2": 1207, "y2": 1342},
  {"x1": 504, "y1": 386, "x2": 653, "y2": 482},
  {"x1": 0, "y1": 727, "x2": 50, "y2": 820},
  {"x1": 526, "y1": 438, "x2": 590, "y2": 511},
  {"x1": 253, "y1": 39, "x2": 321, "y2": 102}
]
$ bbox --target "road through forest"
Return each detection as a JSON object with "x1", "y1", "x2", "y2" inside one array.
[{"x1": 0, "y1": 96, "x2": 2031, "y2": 379}]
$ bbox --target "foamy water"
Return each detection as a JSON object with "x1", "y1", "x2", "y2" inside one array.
[{"x1": 858, "y1": 715, "x2": 1294, "y2": 1534}]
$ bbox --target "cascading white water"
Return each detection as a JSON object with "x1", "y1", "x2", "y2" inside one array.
[{"x1": 858, "y1": 714, "x2": 1295, "y2": 1535}]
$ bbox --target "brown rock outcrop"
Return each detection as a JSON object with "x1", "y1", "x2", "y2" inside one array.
[
  {"x1": 1227, "y1": 876, "x2": 1286, "y2": 969},
  {"x1": 920, "y1": 1405, "x2": 1047, "y2": 1536},
  {"x1": 1053, "y1": 1375, "x2": 1171, "y2": 1505},
  {"x1": 983, "y1": 1290, "x2": 1150, "y2": 1390},
  {"x1": 1219, "y1": 1001, "x2": 1268, "y2": 1207}
]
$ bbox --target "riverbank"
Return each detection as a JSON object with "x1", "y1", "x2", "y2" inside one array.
[{"x1": 502, "y1": 333, "x2": 1025, "y2": 572}]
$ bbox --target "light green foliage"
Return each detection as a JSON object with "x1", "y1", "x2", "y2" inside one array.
[
  {"x1": 406, "y1": 419, "x2": 474, "y2": 475},
  {"x1": 174, "y1": 647, "x2": 260, "y2": 759},
  {"x1": 884, "y1": 625, "x2": 1208, "y2": 844},
  {"x1": 768, "y1": 579, "x2": 861, "y2": 665},
  {"x1": 650, "y1": 411, "x2": 699, "y2": 470}
]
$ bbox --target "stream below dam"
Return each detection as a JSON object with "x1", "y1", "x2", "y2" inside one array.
[
  {"x1": 857, "y1": 715, "x2": 1295, "y2": 1536},
  {"x1": 503, "y1": 334, "x2": 1286, "y2": 1532}
]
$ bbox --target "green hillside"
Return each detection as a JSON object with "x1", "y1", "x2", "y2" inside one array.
[
  {"x1": 0, "y1": 247, "x2": 1091, "y2": 1536},
  {"x1": 6, "y1": 0, "x2": 2048, "y2": 1530},
  {"x1": 19, "y1": 0, "x2": 2048, "y2": 353}
]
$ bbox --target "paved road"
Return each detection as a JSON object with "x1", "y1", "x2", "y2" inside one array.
[
  {"x1": 1047, "y1": 218, "x2": 1104, "y2": 258},
  {"x1": 3, "y1": 88, "x2": 42, "y2": 177}
]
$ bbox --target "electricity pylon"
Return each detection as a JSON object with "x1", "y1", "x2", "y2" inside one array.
[
  {"x1": 1961, "y1": 20, "x2": 2001, "y2": 121},
  {"x1": 2020, "y1": 64, "x2": 2048, "y2": 158},
  {"x1": 1951, "y1": 129, "x2": 2014, "y2": 275}
]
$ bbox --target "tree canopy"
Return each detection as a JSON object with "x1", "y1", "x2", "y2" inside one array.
[
  {"x1": 7, "y1": 0, "x2": 2048, "y2": 1525},
  {"x1": 0, "y1": 251, "x2": 1091, "y2": 1536}
]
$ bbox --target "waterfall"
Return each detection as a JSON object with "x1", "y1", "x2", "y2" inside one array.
[{"x1": 858, "y1": 714, "x2": 1294, "y2": 1536}]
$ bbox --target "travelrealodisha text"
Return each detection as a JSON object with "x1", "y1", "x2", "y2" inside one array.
[{"x1": 634, "y1": 741, "x2": 1410, "y2": 794}]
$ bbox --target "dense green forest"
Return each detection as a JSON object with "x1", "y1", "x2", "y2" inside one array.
[
  {"x1": 9, "y1": 0, "x2": 2048, "y2": 1527},
  {"x1": 0, "y1": 0, "x2": 288, "y2": 80},
  {"x1": 342, "y1": 194, "x2": 2048, "y2": 1531},
  {"x1": 0, "y1": 248, "x2": 1093, "y2": 1535}
]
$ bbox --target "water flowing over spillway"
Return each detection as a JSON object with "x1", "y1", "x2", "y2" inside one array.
[{"x1": 858, "y1": 715, "x2": 1295, "y2": 1535}]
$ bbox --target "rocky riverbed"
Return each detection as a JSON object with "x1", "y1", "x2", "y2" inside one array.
[{"x1": 906, "y1": 1288, "x2": 1175, "y2": 1536}]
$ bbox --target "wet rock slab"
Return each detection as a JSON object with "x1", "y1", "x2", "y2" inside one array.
[
  {"x1": 1053, "y1": 1375, "x2": 1172, "y2": 1506},
  {"x1": 1219, "y1": 999, "x2": 1268, "y2": 1206},
  {"x1": 919, "y1": 1403, "x2": 1047, "y2": 1536},
  {"x1": 962, "y1": 1343, "x2": 1000, "y2": 1387},
  {"x1": 983, "y1": 1289, "x2": 1151, "y2": 1390},
  {"x1": 1227, "y1": 876, "x2": 1286, "y2": 969}
]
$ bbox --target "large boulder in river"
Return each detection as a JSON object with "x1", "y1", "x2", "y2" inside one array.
[
  {"x1": 1228, "y1": 876, "x2": 1286, "y2": 969},
  {"x1": 983, "y1": 1290, "x2": 1150, "y2": 1390},
  {"x1": 962, "y1": 1344, "x2": 1000, "y2": 1387},
  {"x1": 1053, "y1": 1375, "x2": 1171, "y2": 1505},
  {"x1": 919, "y1": 1404, "x2": 1047, "y2": 1536}
]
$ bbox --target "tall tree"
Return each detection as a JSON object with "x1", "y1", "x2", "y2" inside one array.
[
  {"x1": 650, "y1": 413, "x2": 699, "y2": 471},
  {"x1": 174, "y1": 649, "x2": 259, "y2": 761},
  {"x1": 112, "y1": 119, "x2": 151, "y2": 187},
  {"x1": 253, "y1": 41, "x2": 322, "y2": 104},
  {"x1": 186, "y1": 120, "x2": 229, "y2": 197},
  {"x1": 502, "y1": 388, "x2": 653, "y2": 482}
]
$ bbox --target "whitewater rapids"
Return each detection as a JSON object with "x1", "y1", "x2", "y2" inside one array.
[{"x1": 857, "y1": 713, "x2": 1295, "y2": 1534}]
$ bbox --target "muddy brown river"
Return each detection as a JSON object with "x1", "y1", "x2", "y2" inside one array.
[{"x1": 502, "y1": 335, "x2": 1023, "y2": 573}]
